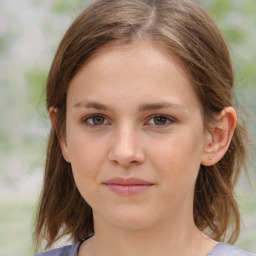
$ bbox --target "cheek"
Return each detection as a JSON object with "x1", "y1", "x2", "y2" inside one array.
[
  {"x1": 148, "y1": 132, "x2": 203, "y2": 211},
  {"x1": 67, "y1": 135, "x2": 108, "y2": 205},
  {"x1": 149, "y1": 129, "x2": 203, "y2": 185},
  {"x1": 67, "y1": 131, "x2": 108, "y2": 184}
]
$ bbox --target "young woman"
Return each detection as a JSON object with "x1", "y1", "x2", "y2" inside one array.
[{"x1": 34, "y1": 0, "x2": 255, "y2": 255}]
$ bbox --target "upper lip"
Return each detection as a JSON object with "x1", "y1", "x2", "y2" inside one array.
[{"x1": 103, "y1": 177, "x2": 153, "y2": 185}]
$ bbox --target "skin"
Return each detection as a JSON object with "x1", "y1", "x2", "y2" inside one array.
[{"x1": 50, "y1": 40, "x2": 237, "y2": 256}]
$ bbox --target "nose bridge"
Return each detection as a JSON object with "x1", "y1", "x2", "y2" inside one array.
[{"x1": 108, "y1": 122, "x2": 144, "y2": 166}]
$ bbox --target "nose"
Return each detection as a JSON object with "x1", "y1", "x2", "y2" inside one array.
[{"x1": 108, "y1": 126, "x2": 145, "y2": 167}]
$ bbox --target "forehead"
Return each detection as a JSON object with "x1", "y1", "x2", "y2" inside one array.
[
  {"x1": 80, "y1": 40, "x2": 189, "y2": 80},
  {"x1": 67, "y1": 40, "x2": 201, "y2": 113}
]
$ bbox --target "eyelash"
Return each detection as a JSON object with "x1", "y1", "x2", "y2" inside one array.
[
  {"x1": 83, "y1": 114, "x2": 109, "y2": 127},
  {"x1": 147, "y1": 114, "x2": 175, "y2": 127},
  {"x1": 82, "y1": 114, "x2": 175, "y2": 128}
]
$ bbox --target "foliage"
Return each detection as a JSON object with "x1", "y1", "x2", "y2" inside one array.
[
  {"x1": 0, "y1": 196, "x2": 36, "y2": 256},
  {"x1": 26, "y1": 68, "x2": 47, "y2": 107},
  {"x1": 52, "y1": 0, "x2": 84, "y2": 13}
]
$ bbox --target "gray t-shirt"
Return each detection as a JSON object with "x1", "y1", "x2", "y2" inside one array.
[{"x1": 35, "y1": 241, "x2": 256, "y2": 256}]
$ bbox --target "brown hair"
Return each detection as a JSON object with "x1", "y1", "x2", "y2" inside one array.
[{"x1": 34, "y1": 0, "x2": 249, "y2": 250}]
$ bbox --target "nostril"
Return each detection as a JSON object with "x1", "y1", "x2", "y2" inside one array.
[{"x1": 108, "y1": 148, "x2": 145, "y2": 167}]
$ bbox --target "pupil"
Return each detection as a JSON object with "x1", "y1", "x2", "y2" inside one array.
[
  {"x1": 93, "y1": 116, "x2": 104, "y2": 125},
  {"x1": 154, "y1": 116, "x2": 166, "y2": 125}
]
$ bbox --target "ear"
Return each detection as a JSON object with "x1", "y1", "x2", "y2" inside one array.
[
  {"x1": 201, "y1": 106, "x2": 237, "y2": 166},
  {"x1": 49, "y1": 106, "x2": 71, "y2": 163}
]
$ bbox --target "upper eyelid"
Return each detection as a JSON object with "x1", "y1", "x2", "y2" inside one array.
[
  {"x1": 83, "y1": 113, "x2": 107, "y2": 120},
  {"x1": 149, "y1": 114, "x2": 174, "y2": 119},
  {"x1": 83, "y1": 114, "x2": 110, "y2": 125},
  {"x1": 147, "y1": 114, "x2": 175, "y2": 122},
  {"x1": 82, "y1": 113, "x2": 174, "y2": 119}
]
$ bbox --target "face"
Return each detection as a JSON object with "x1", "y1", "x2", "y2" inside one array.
[{"x1": 61, "y1": 41, "x2": 209, "y2": 231}]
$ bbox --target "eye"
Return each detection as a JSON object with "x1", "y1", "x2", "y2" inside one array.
[
  {"x1": 84, "y1": 115, "x2": 108, "y2": 126},
  {"x1": 147, "y1": 115, "x2": 174, "y2": 126}
]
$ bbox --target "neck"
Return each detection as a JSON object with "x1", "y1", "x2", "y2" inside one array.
[{"x1": 80, "y1": 213, "x2": 213, "y2": 256}]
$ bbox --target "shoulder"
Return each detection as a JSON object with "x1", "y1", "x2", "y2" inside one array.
[
  {"x1": 209, "y1": 242, "x2": 256, "y2": 256},
  {"x1": 34, "y1": 242, "x2": 80, "y2": 256}
]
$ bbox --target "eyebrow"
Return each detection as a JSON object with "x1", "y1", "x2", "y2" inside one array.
[{"x1": 73, "y1": 100, "x2": 188, "y2": 112}]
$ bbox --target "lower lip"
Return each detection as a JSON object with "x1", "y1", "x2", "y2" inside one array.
[{"x1": 104, "y1": 184, "x2": 153, "y2": 196}]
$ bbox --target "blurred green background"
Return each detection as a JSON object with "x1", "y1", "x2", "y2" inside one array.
[{"x1": 0, "y1": 0, "x2": 255, "y2": 255}]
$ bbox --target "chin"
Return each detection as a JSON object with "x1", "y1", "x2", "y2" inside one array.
[{"x1": 106, "y1": 207, "x2": 157, "y2": 230}]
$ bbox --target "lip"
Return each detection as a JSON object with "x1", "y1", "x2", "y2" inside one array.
[{"x1": 103, "y1": 177, "x2": 154, "y2": 196}]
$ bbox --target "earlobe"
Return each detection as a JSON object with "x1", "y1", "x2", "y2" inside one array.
[
  {"x1": 49, "y1": 106, "x2": 58, "y2": 130},
  {"x1": 61, "y1": 143, "x2": 71, "y2": 163},
  {"x1": 49, "y1": 106, "x2": 71, "y2": 163},
  {"x1": 59, "y1": 139, "x2": 71, "y2": 163},
  {"x1": 201, "y1": 107, "x2": 237, "y2": 166}
]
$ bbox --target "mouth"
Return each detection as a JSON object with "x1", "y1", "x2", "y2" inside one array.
[{"x1": 103, "y1": 177, "x2": 154, "y2": 196}]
